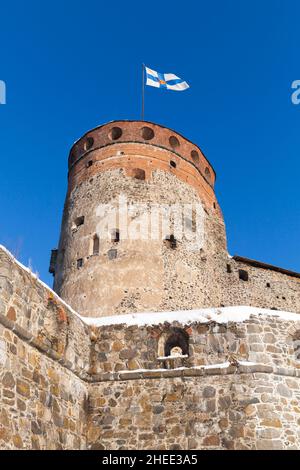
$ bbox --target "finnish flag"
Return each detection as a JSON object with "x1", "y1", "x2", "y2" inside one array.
[{"x1": 145, "y1": 66, "x2": 189, "y2": 91}]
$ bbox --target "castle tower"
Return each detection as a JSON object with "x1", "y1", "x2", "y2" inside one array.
[{"x1": 52, "y1": 121, "x2": 227, "y2": 317}]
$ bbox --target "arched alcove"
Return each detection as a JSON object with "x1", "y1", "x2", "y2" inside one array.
[
  {"x1": 158, "y1": 328, "x2": 189, "y2": 358},
  {"x1": 293, "y1": 331, "x2": 300, "y2": 361}
]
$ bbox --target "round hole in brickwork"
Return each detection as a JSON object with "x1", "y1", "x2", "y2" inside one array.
[
  {"x1": 141, "y1": 126, "x2": 154, "y2": 140},
  {"x1": 205, "y1": 167, "x2": 211, "y2": 180},
  {"x1": 84, "y1": 137, "x2": 94, "y2": 151},
  {"x1": 169, "y1": 136, "x2": 180, "y2": 149},
  {"x1": 191, "y1": 150, "x2": 199, "y2": 164},
  {"x1": 109, "y1": 127, "x2": 122, "y2": 141}
]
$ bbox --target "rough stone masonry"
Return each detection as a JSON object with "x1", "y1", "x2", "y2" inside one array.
[{"x1": 1, "y1": 120, "x2": 300, "y2": 450}]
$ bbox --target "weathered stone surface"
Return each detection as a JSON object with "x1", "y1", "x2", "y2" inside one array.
[
  {"x1": 153, "y1": 405, "x2": 164, "y2": 414},
  {"x1": 2, "y1": 372, "x2": 15, "y2": 388},
  {"x1": 1, "y1": 244, "x2": 300, "y2": 450},
  {"x1": 12, "y1": 434, "x2": 23, "y2": 449},
  {"x1": 203, "y1": 386, "x2": 216, "y2": 398},
  {"x1": 119, "y1": 349, "x2": 136, "y2": 360},
  {"x1": 16, "y1": 379, "x2": 30, "y2": 398},
  {"x1": 202, "y1": 435, "x2": 220, "y2": 446},
  {"x1": 261, "y1": 418, "x2": 282, "y2": 428},
  {"x1": 6, "y1": 307, "x2": 16, "y2": 322},
  {"x1": 277, "y1": 383, "x2": 292, "y2": 398}
]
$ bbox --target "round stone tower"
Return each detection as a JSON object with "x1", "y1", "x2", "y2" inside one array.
[{"x1": 53, "y1": 120, "x2": 227, "y2": 317}]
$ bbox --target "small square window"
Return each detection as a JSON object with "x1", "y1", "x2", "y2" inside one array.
[
  {"x1": 239, "y1": 269, "x2": 249, "y2": 282},
  {"x1": 165, "y1": 235, "x2": 177, "y2": 249},
  {"x1": 108, "y1": 249, "x2": 117, "y2": 260},
  {"x1": 74, "y1": 216, "x2": 85, "y2": 227}
]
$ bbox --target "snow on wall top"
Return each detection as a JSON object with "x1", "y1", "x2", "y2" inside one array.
[
  {"x1": 82, "y1": 305, "x2": 300, "y2": 327},
  {"x1": 1, "y1": 244, "x2": 300, "y2": 328}
]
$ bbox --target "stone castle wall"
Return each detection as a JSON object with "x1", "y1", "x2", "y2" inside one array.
[
  {"x1": 88, "y1": 369, "x2": 300, "y2": 450},
  {"x1": 87, "y1": 310, "x2": 300, "y2": 377},
  {"x1": 0, "y1": 247, "x2": 90, "y2": 449},
  {"x1": 1, "y1": 246, "x2": 300, "y2": 450},
  {"x1": 83, "y1": 309, "x2": 300, "y2": 451},
  {"x1": 223, "y1": 257, "x2": 300, "y2": 313},
  {"x1": 0, "y1": 322, "x2": 88, "y2": 449}
]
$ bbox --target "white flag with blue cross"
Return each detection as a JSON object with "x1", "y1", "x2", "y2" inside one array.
[{"x1": 145, "y1": 66, "x2": 189, "y2": 91}]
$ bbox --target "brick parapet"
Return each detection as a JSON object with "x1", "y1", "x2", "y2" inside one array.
[{"x1": 68, "y1": 120, "x2": 215, "y2": 182}]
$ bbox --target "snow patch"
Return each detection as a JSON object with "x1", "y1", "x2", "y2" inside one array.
[
  {"x1": 82, "y1": 305, "x2": 300, "y2": 327},
  {"x1": 117, "y1": 360, "x2": 257, "y2": 375},
  {"x1": 157, "y1": 354, "x2": 189, "y2": 360},
  {"x1": 0, "y1": 339, "x2": 7, "y2": 366},
  {"x1": 1, "y1": 244, "x2": 300, "y2": 330}
]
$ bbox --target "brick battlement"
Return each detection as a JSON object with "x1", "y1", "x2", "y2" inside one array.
[{"x1": 67, "y1": 121, "x2": 216, "y2": 196}]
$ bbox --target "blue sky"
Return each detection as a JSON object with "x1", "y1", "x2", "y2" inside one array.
[{"x1": 0, "y1": 0, "x2": 300, "y2": 286}]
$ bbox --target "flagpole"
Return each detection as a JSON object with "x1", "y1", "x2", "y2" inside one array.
[{"x1": 141, "y1": 63, "x2": 145, "y2": 120}]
